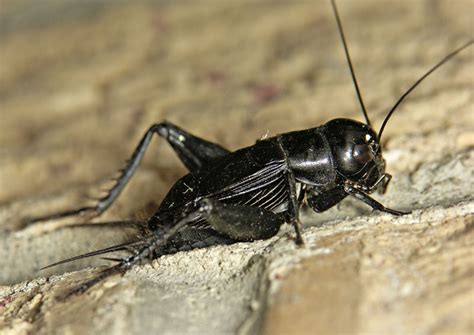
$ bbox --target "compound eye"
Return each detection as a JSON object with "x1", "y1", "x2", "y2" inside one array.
[{"x1": 353, "y1": 144, "x2": 373, "y2": 165}]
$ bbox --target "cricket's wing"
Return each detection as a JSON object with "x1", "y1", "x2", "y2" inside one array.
[{"x1": 206, "y1": 159, "x2": 290, "y2": 213}]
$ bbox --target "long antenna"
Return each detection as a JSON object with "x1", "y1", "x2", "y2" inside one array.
[
  {"x1": 378, "y1": 40, "x2": 473, "y2": 140},
  {"x1": 330, "y1": 0, "x2": 371, "y2": 126}
]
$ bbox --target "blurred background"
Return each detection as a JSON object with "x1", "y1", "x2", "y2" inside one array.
[{"x1": 1, "y1": 0, "x2": 471, "y2": 215}]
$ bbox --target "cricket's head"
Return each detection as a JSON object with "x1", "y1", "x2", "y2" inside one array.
[
  {"x1": 327, "y1": 0, "x2": 472, "y2": 193},
  {"x1": 325, "y1": 118, "x2": 390, "y2": 193}
]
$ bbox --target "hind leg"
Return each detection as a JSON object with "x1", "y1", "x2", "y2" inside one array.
[
  {"x1": 23, "y1": 121, "x2": 230, "y2": 227},
  {"x1": 57, "y1": 199, "x2": 283, "y2": 297},
  {"x1": 162, "y1": 228, "x2": 234, "y2": 254},
  {"x1": 197, "y1": 199, "x2": 285, "y2": 242}
]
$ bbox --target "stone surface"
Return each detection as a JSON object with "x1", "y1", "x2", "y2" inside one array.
[{"x1": 0, "y1": 0, "x2": 473, "y2": 334}]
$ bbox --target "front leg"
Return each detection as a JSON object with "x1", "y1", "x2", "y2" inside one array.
[{"x1": 344, "y1": 184, "x2": 410, "y2": 216}]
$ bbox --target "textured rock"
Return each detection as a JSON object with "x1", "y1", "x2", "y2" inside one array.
[{"x1": 0, "y1": 0, "x2": 472, "y2": 334}]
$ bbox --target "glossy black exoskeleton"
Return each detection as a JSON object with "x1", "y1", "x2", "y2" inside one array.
[{"x1": 29, "y1": 0, "x2": 472, "y2": 296}]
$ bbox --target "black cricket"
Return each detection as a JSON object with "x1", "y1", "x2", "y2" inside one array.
[{"x1": 31, "y1": 0, "x2": 472, "y2": 296}]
